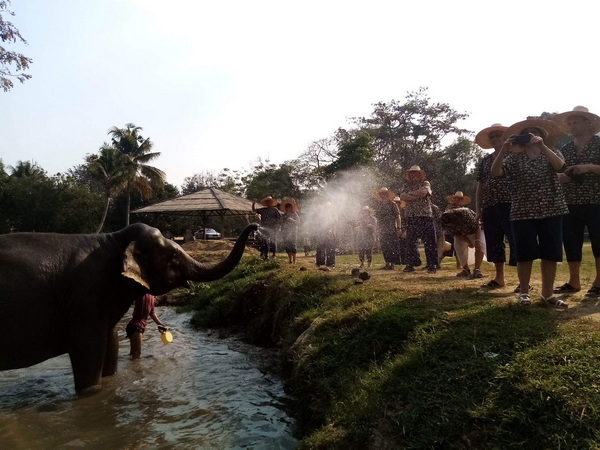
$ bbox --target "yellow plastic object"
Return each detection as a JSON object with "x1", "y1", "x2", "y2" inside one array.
[{"x1": 160, "y1": 331, "x2": 173, "y2": 345}]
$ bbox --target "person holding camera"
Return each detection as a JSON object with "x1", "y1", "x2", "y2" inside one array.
[
  {"x1": 490, "y1": 118, "x2": 568, "y2": 308},
  {"x1": 551, "y1": 106, "x2": 600, "y2": 297},
  {"x1": 475, "y1": 124, "x2": 517, "y2": 290}
]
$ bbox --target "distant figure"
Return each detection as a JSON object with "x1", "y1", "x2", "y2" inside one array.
[
  {"x1": 126, "y1": 293, "x2": 167, "y2": 359},
  {"x1": 183, "y1": 229, "x2": 195, "y2": 243},
  {"x1": 252, "y1": 196, "x2": 282, "y2": 260},
  {"x1": 356, "y1": 206, "x2": 378, "y2": 268},
  {"x1": 315, "y1": 201, "x2": 337, "y2": 268},
  {"x1": 442, "y1": 191, "x2": 485, "y2": 279},
  {"x1": 400, "y1": 165, "x2": 438, "y2": 274},
  {"x1": 552, "y1": 106, "x2": 600, "y2": 298},
  {"x1": 163, "y1": 230, "x2": 175, "y2": 241},
  {"x1": 372, "y1": 188, "x2": 401, "y2": 270},
  {"x1": 280, "y1": 199, "x2": 300, "y2": 264}
]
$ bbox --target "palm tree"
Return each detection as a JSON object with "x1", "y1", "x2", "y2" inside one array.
[
  {"x1": 107, "y1": 123, "x2": 165, "y2": 226},
  {"x1": 86, "y1": 145, "x2": 128, "y2": 233},
  {"x1": 8, "y1": 160, "x2": 45, "y2": 178}
]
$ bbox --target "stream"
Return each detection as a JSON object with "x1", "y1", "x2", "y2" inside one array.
[{"x1": 0, "y1": 307, "x2": 298, "y2": 449}]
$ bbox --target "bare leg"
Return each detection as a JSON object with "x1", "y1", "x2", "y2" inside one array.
[
  {"x1": 565, "y1": 261, "x2": 582, "y2": 290},
  {"x1": 493, "y1": 262, "x2": 505, "y2": 286},
  {"x1": 517, "y1": 261, "x2": 533, "y2": 295},
  {"x1": 593, "y1": 257, "x2": 600, "y2": 287},
  {"x1": 540, "y1": 259, "x2": 557, "y2": 299},
  {"x1": 130, "y1": 331, "x2": 143, "y2": 359}
]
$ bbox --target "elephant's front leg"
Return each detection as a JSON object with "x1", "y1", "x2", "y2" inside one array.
[
  {"x1": 102, "y1": 327, "x2": 119, "y2": 378},
  {"x1": 69, "y1": 326, "x2": 109, "y2": 394}
]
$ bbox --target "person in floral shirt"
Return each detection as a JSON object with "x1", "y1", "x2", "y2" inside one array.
[
  {"x1": 552, "y1": 106, "x2": 600, "y2": 298},
  {"x1": 491, "y1": 118, "x2": 568, "y2": 308},
  {"x1": 475, "y1": 123, "x2": 517, "y2": 290},
  {"x1": 399, "y1": 165, "x2": 438, "y2": 274}
]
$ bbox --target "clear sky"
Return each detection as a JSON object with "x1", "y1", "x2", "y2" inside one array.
[{"x1": 2, "y1": 0, "x2": 599, "y2": 190}]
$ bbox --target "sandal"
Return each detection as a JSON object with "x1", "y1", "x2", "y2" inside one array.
[
  {"x1": 514, "y1": 284, "x2": 533, "y2": 293},
  {"x1": 518, "y1": 293, "x2": 531, "y2": 306},
  {"x1": 473, "y1": 269, "x2": 483, "y2": 279},
  {"x1": 553, "y1": 283, "x2": 580, "y2": 294},
  {"x1": 456, "y1": 269, "x2": 471, "y2": 277},
  {"x1": 481, "y1": 280, "x2": 503, "y2": 289},
  {"x1": 543, "y1": 295, "x2": 568, "y2": 309},
  {"x1": 586, "y1": 286, "x2": 600, "y2": 297}
]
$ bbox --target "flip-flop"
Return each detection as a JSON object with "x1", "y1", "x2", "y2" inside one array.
[
  {"x1": 553, "y1": 283, "x2": 580, "y2": 294},
  {"x1": 481, "y1": 280, "x2": 502, "y2": 289},
  {"x1": 586, "y1": 286, "x2": 600, "y2": 297}
]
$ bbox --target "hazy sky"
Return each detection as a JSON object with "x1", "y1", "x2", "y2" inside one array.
[{"x1": 2, "y1": 0, "x2": 599, "y2": 189}]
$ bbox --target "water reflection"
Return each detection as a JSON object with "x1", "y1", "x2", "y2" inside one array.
[{"x1": 0, "y1": 307, "x2": 297, "y2": 449}]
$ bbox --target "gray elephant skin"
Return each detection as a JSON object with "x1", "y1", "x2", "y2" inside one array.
[{"x1": 0, "y1": 222, "x2": 258, "y2": 394}]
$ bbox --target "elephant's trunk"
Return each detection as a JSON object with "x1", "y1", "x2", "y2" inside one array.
[{"x1": 187, "y1": 223, "x2": 258, "y2": 282}]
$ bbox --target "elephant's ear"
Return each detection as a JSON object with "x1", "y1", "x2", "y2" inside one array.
[{"x1": 121, "y1": 242, "x2": 150, "y2": 289}]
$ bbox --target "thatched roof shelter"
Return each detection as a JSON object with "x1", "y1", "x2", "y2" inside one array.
[{"x1": 131, "y1": 187, "x2": 254, "y2": 238}]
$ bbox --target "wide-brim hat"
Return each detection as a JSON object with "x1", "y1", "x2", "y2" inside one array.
[
  {"x1": 403, "y1": 165, "x2": 427, "y2": 181},
  {"x1": 373, "y1": 188, "x2": 396, "y2": 201},
  {"x1": 446, "y1": 191, "x2": 471, "y2": 206},
  {"x1": 260, "y1": 196, "x2": 279, "y2": 207},
  {"x1": 502, "y1": 118, "x2": 563, "y2": 148},
  {"x1": 475, "y1": 123, "x2": 509, "y2": 149},
  {"x1": 392, "y1": 196, "x2": 407, "y2": 209},
  {"x1": 279, "y1": 199, "x2": 299, "y2": 213},
  {"x1": 552, "y1": 106, "x2": 600, "y2": 135}
]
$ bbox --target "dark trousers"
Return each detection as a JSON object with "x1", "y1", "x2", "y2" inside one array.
[
  {"x1": 316, "y1": 237, "x2": 336, "y2": 267},
  {"x1": 482, "y1": 203, "x2": 516, "y2": 266},
  {"x1": 563, "y1": 204, "x2": 600, "y2": 261},
  {"x1": 258, "y1": 227, "x2": 277, "y2": 258},
  {"x1": 358, "y1": 247, "x2": 373, "y2": 264},
  {"x1": 405, "y1": 216, "x2": 438, "y2": 268},
  {"x1": 379, "y1": 230, "x2": 401, "y2": 264}
]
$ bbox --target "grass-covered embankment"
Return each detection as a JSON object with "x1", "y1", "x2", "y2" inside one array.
[{"x1": 183, "y1": 250, "x2": 600, "y2": 448}]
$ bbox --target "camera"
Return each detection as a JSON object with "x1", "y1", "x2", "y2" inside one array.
[{"x1": 512, "y1": 133, "x2": 531, "y2": 145}]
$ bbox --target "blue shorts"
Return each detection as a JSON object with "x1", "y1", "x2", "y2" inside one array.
[
  {"x1": 511, "y1": 216, "x2": 564, "y2": 262},
  {"x1": 562, "y1": 204, "x2": 600, "y2": 261}
]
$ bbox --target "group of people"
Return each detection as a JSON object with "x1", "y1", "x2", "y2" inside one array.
[
  {"x1": 475, "y1": 106, "x2": 600, "y2": 308},
  {"x1": 250, "y1": 105, "x2": 600, "y2": 309}
]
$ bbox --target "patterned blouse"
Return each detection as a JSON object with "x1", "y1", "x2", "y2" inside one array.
[
  {"x1": 501, "y1": 150, "x2": 568, "y2": 221},
  {"x1": 373, "y1": 201, "x2": 400, "y2": 231},
  {"x1": 476, "y1": 152, "x2": 512, "y2": 209},
  {"x1": 402, "y1": 180, "x2": 433, "y2": 218},
  {"x1": 441, "y1": 206, "x2": 479, "y2": 236},
  {"x1": 560, "y1": 135, "x2": 600, "y2": 205}
]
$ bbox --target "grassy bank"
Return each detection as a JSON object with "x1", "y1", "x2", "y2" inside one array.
[{"x1": 183, "y1": 248, "x2": 600, "y2": 448}]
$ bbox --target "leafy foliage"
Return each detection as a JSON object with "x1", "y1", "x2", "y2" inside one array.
[{"x1": 0, "y1": 1, "x2": 32, "y2": 92}]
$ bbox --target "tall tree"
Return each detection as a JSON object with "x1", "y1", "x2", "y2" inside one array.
[
  {"x1": 353, "y1": 87, "x2": 470, "y2": 180},
  {"x1": 107, "y1": 123, "x2": 165, "y2": 226},
  {"x1": 324, "y1": 130, "x2": 374, "y2": 176},
  {"x1": 0, "y1": 1, "x2": 31, "y2": 92},
  {"x1": 85, "y1": 145, "x2": 128, "y2": 233}
]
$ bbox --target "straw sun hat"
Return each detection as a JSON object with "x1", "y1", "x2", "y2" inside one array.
[
  {"x1": 392, "y1": 196, "x2": 407, "y2": 209},
  {"x1": 502, "y1": 118, "x2": 563, "y2": 148},
  {"x1": 403, "y1": 165, "x2": 427, "y2": 181},
  {"x1": 475, "y1": 123, "x2": 508, "y2": 149},
  {"x1": 260, "y1": 196, "x2": 279, "y2": 207},
  {"x1": 552, "y1": 106, "x2": 600, "y2": 135},
  {"x1": 279, "y1": 199, "x2": 299, "y2": 213},
  {"x1": 373, "y1": 187, "x2": 396, "y2": 201},
  {"x1": 446, "y1": 191, "x2": 472, "y2": 206}
]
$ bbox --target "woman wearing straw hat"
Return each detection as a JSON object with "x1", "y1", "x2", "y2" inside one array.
[
  {"x1": 372, "y1": 188, "x2": 401, "y2": 270},
  {"x1": 551, "y1": 106, "x2": 600, "y2": 298},
  {"x1": 490, "y1": 118, "x2": 569, "y2": 308},
  {"x1": 399, "y1": 166, "x2": 438, "y2": 274},
  {"x1": 280, "y1": 199, "x2": 300, "y2": 264},
  {"x1": 252, "y1": 196, "x2": 282, "y2": 260},
  {"x1": 475, "y1": 123, "x2": 517, "y2": 290},
  {"x1": 442, "y1": 191, "x2": 485, "y2": 279}
]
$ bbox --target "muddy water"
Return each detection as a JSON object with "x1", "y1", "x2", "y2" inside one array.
[{"x1": 0, "y1": 307, "x2": 297, "y2": 449}]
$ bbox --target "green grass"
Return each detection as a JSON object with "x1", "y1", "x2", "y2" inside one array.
[{"x1": 184, "y1": 246, "x2": 600, "y2": 448}]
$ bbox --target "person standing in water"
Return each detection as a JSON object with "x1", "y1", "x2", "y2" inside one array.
[{"x1": 126, "y1": 293, "x2": 167, "y2": 359}]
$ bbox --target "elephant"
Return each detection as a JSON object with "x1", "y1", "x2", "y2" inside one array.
[{"x1": 0, "y1": 222, "x2": 258, "y2": 394}]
